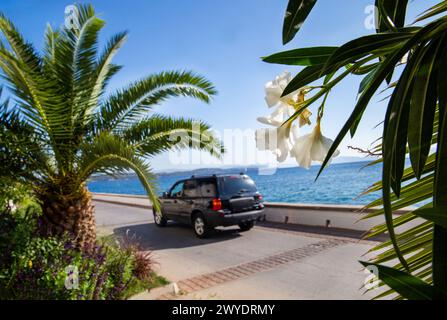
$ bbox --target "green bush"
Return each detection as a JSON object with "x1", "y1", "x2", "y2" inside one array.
[
  {"x1": 0, "y1": 180, "x2": 33, "y2": 212},
  {"x1": 0, "y1": 205, "x2": 165, "y2": 300}
]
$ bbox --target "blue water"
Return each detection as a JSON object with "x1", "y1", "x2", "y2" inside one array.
[{"x1": 88, "y1": 161, "x2": 383, "y2": 205}]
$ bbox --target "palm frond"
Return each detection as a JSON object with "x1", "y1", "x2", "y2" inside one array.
[
  {"x1": 97, "y1": 70, "x2": 217, "y2": 131},
  {"x1": 118, "y1": 114, "x2": 225, "y2": 158},
  {"x1": 0, "y1": 88, "x2": 52, "y2": 182},
  {"x1": 76, "y1": 132, "x2": 160, "y2": 210},
  {"x1": 43, "y1": 24, "x2": 59, "y2": 66},
  {"x1": 88, "y1": 31, "x2": 127, "y2": 112},
  {"x1": 0, "y1": 12, "x2": 41, "y2": 72}
]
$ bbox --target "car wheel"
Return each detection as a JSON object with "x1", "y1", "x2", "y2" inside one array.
[
  {"x1": 153, "y1": 210, "x2": 167, "y2": 227},
  {"x1": 192, "y1": 213, "x2": 210, "y2": 238},
  {"x1": 239, "y1": 221, "x2": 255, "y2": 232}
]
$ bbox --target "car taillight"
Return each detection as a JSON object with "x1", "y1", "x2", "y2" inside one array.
[
  {"x1": 256, "y1": 194, "x2": 263, "y2": 201},
  {"x1": 212, "y1": 198, "x2": 222, "y2": 211}
]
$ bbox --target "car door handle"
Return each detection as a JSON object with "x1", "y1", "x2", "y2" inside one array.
[
  {"x1": 186, "y1": 200, "x2": 194, "y2": 204},
  {"x1": 174, "y1": 200, "x2": 178, "y2": 203}
]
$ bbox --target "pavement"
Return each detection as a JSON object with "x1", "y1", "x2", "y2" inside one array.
[{"x1": 94, "y1": 199, "x2": 381, "y2": 300}]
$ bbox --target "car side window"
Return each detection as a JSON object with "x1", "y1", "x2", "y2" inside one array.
[
  {"x1": 183, "y1": 180, "x2": 199, "y2": 198},
  {"x1": 170, "y1": 182, "x2": 184, "y2": 198},
  {"x1": 199, "y1": 181, "x2": 217, "y2": 198}
]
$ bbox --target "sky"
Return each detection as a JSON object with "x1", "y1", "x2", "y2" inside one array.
[{"x1": 0, "y1": 0, "x2": 438, "y2": 171}]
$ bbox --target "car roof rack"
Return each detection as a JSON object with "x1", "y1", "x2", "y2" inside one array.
[{"x1": 190, "y1": 174, "x2": 218, "y2": 179}]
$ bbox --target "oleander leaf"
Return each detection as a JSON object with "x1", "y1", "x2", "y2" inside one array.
[
  {"x1": 360, "y1": 262, "x2": 433, "y2": 300},
  {"x1": 262, "y1": 46, "x2": 337, "y2": 66},
  {"x1": 282, "y1": 0, "x2": 318, "y2": 45},
  {"x1": 413, "y1": 207, "x2": 447, "y2": 229},
  {"x1": 408, "y1": 42, "x2": 440, "y2": 179}
]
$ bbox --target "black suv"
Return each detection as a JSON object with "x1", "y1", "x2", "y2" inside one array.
[{"x1": 153, "y1": 174, "x2": 265, "y2": 238}]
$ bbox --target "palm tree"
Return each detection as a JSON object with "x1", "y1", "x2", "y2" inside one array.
[{"x1": 0, "y1": 4, "x2": 223, "y2": 247}]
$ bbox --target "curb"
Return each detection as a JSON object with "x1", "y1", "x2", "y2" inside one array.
[{"x1": 129, "y1": 282, "x2": 178, "y2": 300}]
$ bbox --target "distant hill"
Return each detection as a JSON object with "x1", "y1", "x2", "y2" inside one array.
[
  {"x1": 332, "y1": 156, "x2": 371, "y2": 164},
  {"x1": 89, "y1": 157, "x2": 373, "y2": 181},
  {"x1": 155, "y1": 157, "x2": 372, "y2": 176}
]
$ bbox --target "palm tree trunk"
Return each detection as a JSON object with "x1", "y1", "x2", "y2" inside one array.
[{"x1": 38, "y1": 187, "x2": 96, "y2": 248}]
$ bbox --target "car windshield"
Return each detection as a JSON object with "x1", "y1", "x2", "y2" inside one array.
[{"x1": 220, "y1": 176, "x2": 257, "y2": 195}]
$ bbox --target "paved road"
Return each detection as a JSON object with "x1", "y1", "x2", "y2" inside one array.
[{"x1": 94, "y1": 201, "x2": 379, "y2": 300}]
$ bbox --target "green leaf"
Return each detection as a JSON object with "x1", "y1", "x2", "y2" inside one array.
[
  {"x1": 433, "y1": 40, "x2": 447, "y2": 297},
  {"x1": 358, "y1": 65, "x2": 380, "y2": 95},
  {"x1": 413, "y1": 207, "x2": 447, "y2": 229},
  {"x1": 439, "y1": 40, "x2": 447, "y2": 112},
  {"x1": 408, "y1": 42, "x2": 440, "y2": 179},
  {"x1": 390, "y1": 81, "x2": 411, "y2": 198},
  {"x1": 281, "y1": 65, "x2": 325, "y2": 96},
  {"x1": 262, "y1": 46, "x2": 337, "y2": 66},
  {"x1": 323, "y1": 32, "x2": 414, "y2": 73},
  {"x1": 380, "y1": 44, "x2": 428, "y2": 271},
  {"x1": 282, "y1": 0, "x2": 317, "y2": 45},
  {"x1": 375, "y1": 0, "x2": 409, "y2": 33},
  {"x1": 316, "y1": 21, "x2": 447, "y2": 273},
  {"x1": 376, "y1": 0, "x2": 397, "y2": 32},
  {"x1": 351, "y1": 62, "x2": 379, "y2": 76},
  {"x1": 392, "y1": 0, "x2": 409, "y2": 28},
  {"x1": 415, "y1": 1, "x2": 447, "y2": 23},
  {"x1": 316, "y1": 29, "x2": 421, "y2": 181},
  {"x1": 121, "y1": 114, "x2": 224, "y2": 158},
  {"x1": 98, "y1": 70, "x2": 217, "y2": 131},
  {"x1": 360, "y1": 262, "x2": 433, "y2": 300},
  {"x1": 434, "y1": 45, "x2": 447, "y2": 188}
]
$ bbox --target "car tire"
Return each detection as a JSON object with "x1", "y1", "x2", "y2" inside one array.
[
  {"x1": 153, "y1": 210, "x2": 168, "y2": 227},
  {"x1": 192, "y1": 213, "x2": 210, "y2": 238},
  {"x1": 239, "y1": 221, "x2": 255, "y2": 232}
]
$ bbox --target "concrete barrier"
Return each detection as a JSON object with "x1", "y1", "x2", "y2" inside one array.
[
  {"x1": 92, "y1": 193, "x2": 414, "y2": 232},
  {"x1": 263, "y1": 202, "x2": 410, "y2": 232}
]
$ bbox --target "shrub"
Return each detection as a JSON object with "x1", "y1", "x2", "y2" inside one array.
[
  {"x1": 0, "y1": 180, "x2": 33, "y2": 212},
  {"x1": 0, "y1": 205, "x2": 165, "y2": 300},
  {"x1": 114, "y1": 231, "x2": 156, "y2": 281}
]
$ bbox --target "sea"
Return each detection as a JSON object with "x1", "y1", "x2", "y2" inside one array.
[{"x1": 88, "y1": 161, "x2": 383, "y2": 205}]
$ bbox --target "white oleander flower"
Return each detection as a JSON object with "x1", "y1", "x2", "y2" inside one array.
[
  {"x1": 265, "y1": 71, "x2": 295, "y2": 108},
  {"x1": 290, "y1": 120, "x2": 340, "y2": 169},
  {"x1": 264, "y1": 72, "x2": 312, "y2": 127},
  {"x1": 257, "y1": 104, "x2": 293, "y2": 126},
  {"x1": 255, "y1": 116, "x2": 298, "y2": 163},
  {"x1": 256, "y1": 71, "x2": 317, "y2": 164}
]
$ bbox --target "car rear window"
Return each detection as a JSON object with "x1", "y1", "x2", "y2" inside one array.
[
  {"x1": 199, "y1": 181, "x2": 217, "y2": 198},
  {"x1": 183, "y1": 180, "x2": 200, "y2": 197},
  {"x1": 219, "y1": 175, "x2": 258, "y2": 195}
]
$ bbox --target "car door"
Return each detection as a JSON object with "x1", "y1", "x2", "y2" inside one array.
[
  {"x1": 163, "y1": 181, "x2": 184, "y2": 220},
  {"x1": 177, "y1": 179, "x2": 199, "y2": 223}
]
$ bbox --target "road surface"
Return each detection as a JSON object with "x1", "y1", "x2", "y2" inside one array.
[{"x1": 94, "y1": 200, "x2": 379, "y2": 300}]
